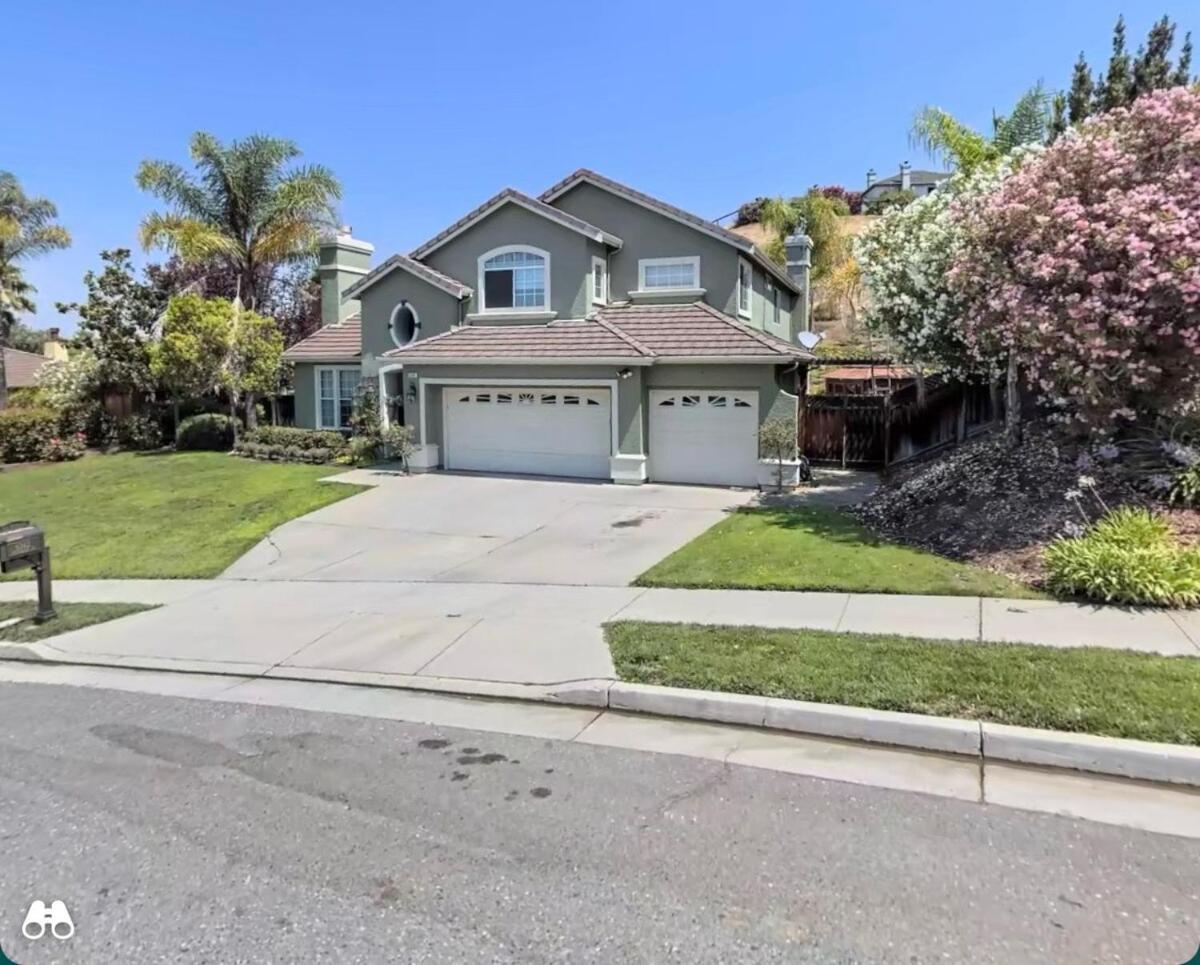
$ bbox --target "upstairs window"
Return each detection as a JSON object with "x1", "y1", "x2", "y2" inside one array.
[
  {"x1": 766, "y1": 280, "x2": 782, "y2": 328},
  {"x1": 480, "y1": 247, "x2": 548, "y2": 311},
  {"x1": 591, "y1": 256, "x2": 607, "y2": 304},
  {"x1": 737, "y1": 258, "x2": 753, "y2": 318},
  {"x1": 639, "y1": 256, "x2": 700, "y2": 292},
  {"x1": 389, "y1": 300, "x2": 420, "y2": 347}
]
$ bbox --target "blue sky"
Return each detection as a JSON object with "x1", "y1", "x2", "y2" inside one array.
[{"x1": 5, "y1": 0, "x2": 1193, "y2": 331}]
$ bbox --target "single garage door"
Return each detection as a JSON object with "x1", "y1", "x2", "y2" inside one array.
[
  {"x1": 443, "y1": 387, "x2": 611, "y2": 479},
  {"x1": 649, "y1": 389, "x2": 760, "y2": 487}
]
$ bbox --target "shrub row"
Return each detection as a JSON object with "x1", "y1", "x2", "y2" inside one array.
[
  {"x1": 176, "y1": 413, "x2": 237, "y2": 451},
  {"x1": 243, "y1": 425, "x2": 348, "y2": 452},
  {"x1": 0, "y1": 408, "x2": 62, "y2": 463},
  {"x1": 235, "y1": 442, "x2": 338, "y2": 464}
]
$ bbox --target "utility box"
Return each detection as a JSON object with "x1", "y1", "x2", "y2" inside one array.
[{"x1": 0, "y1": 521, "x2": 56, "y2": 622}]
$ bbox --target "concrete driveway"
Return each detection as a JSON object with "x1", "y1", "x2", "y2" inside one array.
[{"x1": 223, "y1": 471, "x2": 753, "y2": 587}]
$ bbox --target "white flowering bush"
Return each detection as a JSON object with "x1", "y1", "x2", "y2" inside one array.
[{"x1": 35, "y1": 350, "x2": 101, "y2": 433}]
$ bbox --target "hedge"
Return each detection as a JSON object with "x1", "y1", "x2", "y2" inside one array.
[
  {"x1": 176, "y1": 413, "x2": 237, "y2": 451},
  {"x1": 0, "y1": 407, "x2": 61, "y2": 463},
  {"x1": 242, "y1": 425, "x2": 348, "y2": 452}
]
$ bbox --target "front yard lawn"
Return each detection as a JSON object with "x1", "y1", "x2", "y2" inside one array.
[
  {"x1": 0, "y1": 601, "x2": 152, "y2": 642},
  {"x1": 0, "y1": 452, "x2": 364, "y2": 578},
  {"x1": 636, "y1": 506, "x2": 1041, "y2": 598},
  {"x1": 606, "y1": 621, "x2": 1200, "y2": 745}
]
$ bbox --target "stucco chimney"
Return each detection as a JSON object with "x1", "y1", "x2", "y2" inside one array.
[
  {"x1": 318, "y1": 227, "x2": 374, "y2": 326},
  {"x1": 784, "y1": 233, "x2": 813, "y2": 332},
  {"x1": 900, "y1": 162, "x2": 912, "y2": 192},
  {"x1": 42, "y1": 327, "x2": 68, "y2": 362},
  {"x1": 865, "y1": 168, "x2": 876, "y2": 189}
]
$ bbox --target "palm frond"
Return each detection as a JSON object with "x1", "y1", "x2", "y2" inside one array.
[{"x1": 139, "y1": 213, "x2": 241, "y2": 261}]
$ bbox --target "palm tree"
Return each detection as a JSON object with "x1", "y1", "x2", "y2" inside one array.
[
  {"x1": 136, "y1": 132, "x2": 342, "y2": 309},
  {"x1": 910, "y1": 84, "x2": 1052, "y2": 174},
  {"x1": 0, "y1": 172, "x2": 71, "y2": 407}
]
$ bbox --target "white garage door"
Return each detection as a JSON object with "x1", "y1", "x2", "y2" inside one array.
[
  {"x1": 649, "y1": 389, "x2": 760, "y2": 487},
  {"x1": 443, "y1": 387, "x2": 611, "y2": 479}
]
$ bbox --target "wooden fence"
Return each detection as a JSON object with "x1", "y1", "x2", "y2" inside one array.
[{"x1": 801, "y1": 378, "x2": 999, "y2": 469}]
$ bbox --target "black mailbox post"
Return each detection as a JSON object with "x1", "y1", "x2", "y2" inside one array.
[{"x1": 0, "y1": 522, "x2": 55, "y2": 622}]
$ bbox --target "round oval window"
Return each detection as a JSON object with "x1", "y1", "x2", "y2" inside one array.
[{"x1": 390, "y1": 301, "x2": 419, "y2": 347}]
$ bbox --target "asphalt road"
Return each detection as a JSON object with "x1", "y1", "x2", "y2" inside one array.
[{"x1": 0, "y1": 681, "x2": 1196, "y2": 964}]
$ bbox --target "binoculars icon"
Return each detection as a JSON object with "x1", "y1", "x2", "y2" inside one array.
[{"x1": 22, "y1": 900, "x2": 74, "y2": 941}]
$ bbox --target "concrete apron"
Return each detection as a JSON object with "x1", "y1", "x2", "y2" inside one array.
[{"x1": 4, "y1": 637, "x2": 1199, "y2": 840}]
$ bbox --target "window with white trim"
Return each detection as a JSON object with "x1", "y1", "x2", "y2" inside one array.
[
  {"x1": 766, "y1": 279, "x2": 782, "y2": 328},
  {"x1": 389, "y1": 300, "x2": 420, "y2": 347},
  {"x1": 638, "y1": 256, "x2": 700, "y2": 291},
  {"x1": 737, "y1": 258, "x2": 753, "y2": 318},
  {"x1": 317, "y1": 367, "x2": 358, "y2": 430},
  {"x1": 480, "y1": 247, "x2": 547, "y2": 310},
  {"x1": 591, "y1": 256, "x2": 607, "y2": 304}
]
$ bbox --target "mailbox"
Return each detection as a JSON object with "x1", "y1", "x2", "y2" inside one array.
[{"x1": 0, "y1": 521, "x2": 56, "y2": 622}]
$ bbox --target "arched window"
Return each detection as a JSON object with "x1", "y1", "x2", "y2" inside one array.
[
  {"x1": 389, "y1": 300, "x2": 420, "y2": 347},
  {"x1": 478, "y1": 246, "x2": 549, "y2": 311}
]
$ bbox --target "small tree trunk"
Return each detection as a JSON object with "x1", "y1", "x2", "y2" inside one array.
[
  {"x1": 270, "y1": 396, "x2": 279, "y2": 426},
  {"x1": 245, "y1": 391, "x2": 258, "y2": 430},
  {"x1": 0, "y1": 346, "x2": 8, "y2": 410},
  {"x1": 1004, "y1": 349, "x2": 1022, "y2": 445},
  {"x1": 172, "y1": 398, "x2": 181, "y2": 443},
  {"x1": 229, "y1": 396, "x2": 239, "y2": 445}
]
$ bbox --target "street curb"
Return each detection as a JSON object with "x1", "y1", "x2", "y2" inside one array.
[{"x1": 4, "y1": 648, "x2": 1198, "y2": 788}]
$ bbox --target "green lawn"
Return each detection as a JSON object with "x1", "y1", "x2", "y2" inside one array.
[
  {"x1": 606, "y1": 621, "x2": 1200, "y2": 745},
  {"x1": 0, "y1": 600, "x2": 152, "y2": 642},
  {"x1": 0, "y1": 452, "x2": 364, "y2": 579},
  {"x1": 636, "y1": 506, "x2": 1040, "y2": 598}
]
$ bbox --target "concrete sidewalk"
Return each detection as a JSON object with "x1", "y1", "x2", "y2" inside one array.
[{"x1": 1, "y1": 580, "x2": 1196, "y2": 695}]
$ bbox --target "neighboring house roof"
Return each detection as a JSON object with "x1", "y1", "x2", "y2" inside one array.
[
  {"x1": 343, "y1": 252, "x2": 473, "y2": 302},
  {"x1": 596, "y1": 302, "x2": 811, "y2": 360},
  {"x1": 383, "y1": 302, "x2": 812, "y2": 365},
  {"x1": 282, "y1": 316, "x2": 362, "y2": 362},
  {"x1": 866, "y1": 169, "x2": 950, "y2": 191},
  {"x1": 823, "y1": 366, "x2": 915, "y2": 380},
  {"x1": 3, "y1": 347, "x2": 55, "y2": 388},
  {"x1": 410, "y1": 188, "x2": 623, "y2": 260},
  {"x1": 539, "y1": 169, "x2": 801, "y2": 295}
]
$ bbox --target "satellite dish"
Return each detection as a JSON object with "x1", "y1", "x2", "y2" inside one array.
[{"x1": 796, "y1": 330, "x2": 824, "y2": 350}]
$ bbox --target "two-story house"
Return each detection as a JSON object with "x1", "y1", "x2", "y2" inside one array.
[{"x1": 284, "y1": 169, "x2": 814, "y2": 488}]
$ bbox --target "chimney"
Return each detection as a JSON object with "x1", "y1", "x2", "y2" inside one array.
[
  {"x1": 784, "y1": 233, "x2": 813, "y2": 332},
  {"x1": 318, "y1": 226, "x2": 374, "y2": 326},
  {"x1": 42, "y1": 327, "x2": 68, "y2": 362},
  {"x1": 865, "y1": 168, "x2": 876, "y2": 189},
  {"x1": 900, "y1": 162, "x2": 912, "y2": 192}
]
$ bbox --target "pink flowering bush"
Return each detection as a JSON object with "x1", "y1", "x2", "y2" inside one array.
[{"x1": 950, "y1": 87, "x2": 1200, "y2": 435}]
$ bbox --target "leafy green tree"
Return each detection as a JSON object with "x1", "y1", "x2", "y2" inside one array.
[
  {"x1": 6, "y1": 320, "x2": 54, "y2": 354},
  {"x1": 1096, "y1": 15, "x2": 1132, "y2": 113},
  {"x1": 1049, "y1": 93, "x2": 1068, "y2": 141},
  {"x1": 758, "y1": 191, "x2": 849, "y2": 278},
  {"x1": 1068, "y1": 52, "x2": 1095, "y2": 123},
  {"x1": 1174, "y1": 32, "x2": 1193, "y2": 86},
  {"x1": 56, "y1": 249, "x2": 165, "y2": 394},
  {"x1": 863, "y1": 189, "x2": 917, "y2": 215},
  {"x1": 151, "y1": 293, "x2": 232, "y2": 435},
  {"x1": 0, "y1": 171, "x2": 71, "y2": 408},
  {"x1": 136, "y1": 132, "x2": 341, "y2": 309},
  {"x1": 1132, "y1": 16, "x2": 1177, "y2": 98},
  {"x1": 224, "y1": 306, "x2": 284, "y2": 432}
]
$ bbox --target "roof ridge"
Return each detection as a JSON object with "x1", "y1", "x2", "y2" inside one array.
[
  {"x1": 591, "y1": 313, "x2": 657, "y2": 358},
  {"x1": 690, "y1": 301, "x2": 791, "y2": 354},
  {"x1": 2, "y1": 345, "x2": 50, "y2": 361}
]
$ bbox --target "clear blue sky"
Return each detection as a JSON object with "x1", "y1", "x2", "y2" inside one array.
[{"x1": 5, "y1": 0, "x2": 1193, "y2": 331}]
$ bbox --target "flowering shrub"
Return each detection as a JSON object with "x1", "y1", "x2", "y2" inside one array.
[
  {"x1": 1044, "y1": 506, "x2": 1200, "y2": 607},
  {"x1": 0, "y1": 408, "x2": 60, "y2": 463},
  {"x1": 951, "y1": 87, "x2": 1200, "y2": 434},
  {"x1": 38, "y1": 433, "x2": 87, "y2": 462}
]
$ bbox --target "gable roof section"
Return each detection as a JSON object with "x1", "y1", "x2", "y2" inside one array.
[
  {"x1": 383, "y1": 302, "x2": 811, "y2": 364},
  {"x1": 3, "y1": 347, "x2": 54, "y2": 388},
  {"x1": 343, "y1": 253, "x2": 472, "y2": 302},
  {"x1": 539, "y1": 169, "x2": 800, "y2": 295},
  {"x1": 283, "y1": 317, "x2": 361, "y2": 362},
  {"x1": 410, "y1": 188, "x2": 623, "y2": 260},
  {"x1": 596, "y1": 302, "x2": 811, "y2": 360},
  {"x1": 868, "y1": 169, "x2": 950, "y2": 190}
]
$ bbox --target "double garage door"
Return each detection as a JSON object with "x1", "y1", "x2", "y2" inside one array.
[
  {"x1": 443, "y1": 387, "x2": 611, "y2": 479},
  {"x1": 441, "y1": 384, "x2": 761, "y2": 486}
]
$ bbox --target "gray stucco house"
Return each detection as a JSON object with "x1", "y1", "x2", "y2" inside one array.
[
  {"x1": 861, "y1": 163, "x2": 950, "y2": 207},
  {"x1": 284, "y1": 169, "x2": 814, "y2": 488}
]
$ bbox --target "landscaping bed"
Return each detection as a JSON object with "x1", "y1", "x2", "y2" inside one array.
[
  {"x1": 635, "y1": 505, "x2": 1038, "y2": 598},
  {"x1": 0, "y1": 601, "x2": 152, "y2": 642},
  {"x1": 0, "y1": 451, "x2": 364, "y2": 578},
  {"x1": 606, "y1": 621, "x2": 1200, "y2": 745}
]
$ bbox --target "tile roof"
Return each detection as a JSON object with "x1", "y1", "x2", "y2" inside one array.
[
  {"x1": 597, "y1": 302, "x2": 810, "y2": 359},
  {"x1": 282, "y1": 317, "x2": 361, "y2": 361},
  {"x1": 868, "y1": 169, "x2": 950, "y2": 189},
  {"x1": 538, "y1": 169, "x2": 801, "y2": 295},
  {"x1": 410, "y1": 188, "x2": 622, "y2": 260},
  {"x1": 383, "y1": 302, "x2": 812, "y2": 364},
  {"x1": 383, "y1": 318, "x2": 647, "y2": 361},
  {"x1": 3, "y1": 347, "x2": 54, "y2": 388},
  {"x1": 344, "y1": 253, "x2": 472, "y2": 301}
]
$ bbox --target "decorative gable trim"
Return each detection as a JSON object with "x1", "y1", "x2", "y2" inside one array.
[
  {"x1": 343, "y1": 253, "x2": 473, "y2": 302},
  {"x1": 410, "y1": 188, "x2": 623, "y2": 260}
]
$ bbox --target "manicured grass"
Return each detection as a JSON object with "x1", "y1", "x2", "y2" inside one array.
[
  {"x1": 0, "y1": 601, "x2": 152, "y2": 642},
  {"x1": 636, "y1": 506, "x2": 1041, "y2": 598},
  {"x1": 606, "y1": 621, "x2": 1200, "y2": 745},
  {"x1": 0, "y1": 452, "x2": 364, "y2": 578}
]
